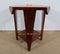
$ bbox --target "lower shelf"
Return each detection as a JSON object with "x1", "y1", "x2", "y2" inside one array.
[{"x1": 17, "y1": 30, "x2": 41, "y2": 42}]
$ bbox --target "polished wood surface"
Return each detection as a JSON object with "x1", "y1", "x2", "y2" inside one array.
[{"x1": 9, "y1": 6, "x2": 50, "y2": 51}]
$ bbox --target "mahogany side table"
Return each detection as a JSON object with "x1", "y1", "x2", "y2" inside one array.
[{"x1": 9, "y1": 6, "x2": 50, "y2": 51}]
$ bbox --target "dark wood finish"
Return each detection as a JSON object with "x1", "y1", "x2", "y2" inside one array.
[
  {"x1": 14, "y1": 11, "x2": 18, "y2": 40},
  {"x1": 9, "y1": 6, "x2": 50, "y2": 51},
  {"x1": 24, "y1": 10, "x2": 36, "y2": 51},
  {"x1": 40, "y1": 11, "x2": 46, "y2": 40}
]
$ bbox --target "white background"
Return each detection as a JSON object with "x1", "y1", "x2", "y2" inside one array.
[{"x1": 0, "y1": 0, "x2": 60, "y2": 30}]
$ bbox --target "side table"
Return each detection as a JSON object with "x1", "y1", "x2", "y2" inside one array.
[{"x1": 9, "y1": 6, "x2": 50, "y2": 51}]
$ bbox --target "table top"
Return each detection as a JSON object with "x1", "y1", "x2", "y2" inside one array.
[{"x1": 9, "y1": 5, "x2": 50, "y2": 14}]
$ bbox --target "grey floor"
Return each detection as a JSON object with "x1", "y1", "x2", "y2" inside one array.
[{"x1": 0, "y1": 31, "x2": 60, "y2": 54}]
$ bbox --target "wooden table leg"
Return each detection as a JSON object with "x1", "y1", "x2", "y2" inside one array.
[
  {"x1": 24, "y1": 10, "x2": 36, "y2": 51},
  {"x1": 40, "y1": 11, "x2": 45, "y2": 40},
  {"x1": 26, "y1": 35, "x2": 32, "y2": 51},
  {"x1": 14, "y1": 11, "x2": 18, "y2": 40}
]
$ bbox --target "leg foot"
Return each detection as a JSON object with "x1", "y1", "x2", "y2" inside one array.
[
  {"x1": 16, "y1": 35, "x2": 18, "y2": 40},
  {"x1": 40, "y1": 34, "x2": 43, "y2": 40},
  {"x1": 27, "y1": 41, "x2": 31, "y2": 51},
  {"x1": 16, "y1": 37, "x2": 18, "y2": 40},
  {"x1": 27, "y1": 36, "x2": 32, "y2": 51},
  {"x1": 40, "y1": 37, "x2": 42, "y2": 40}
]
